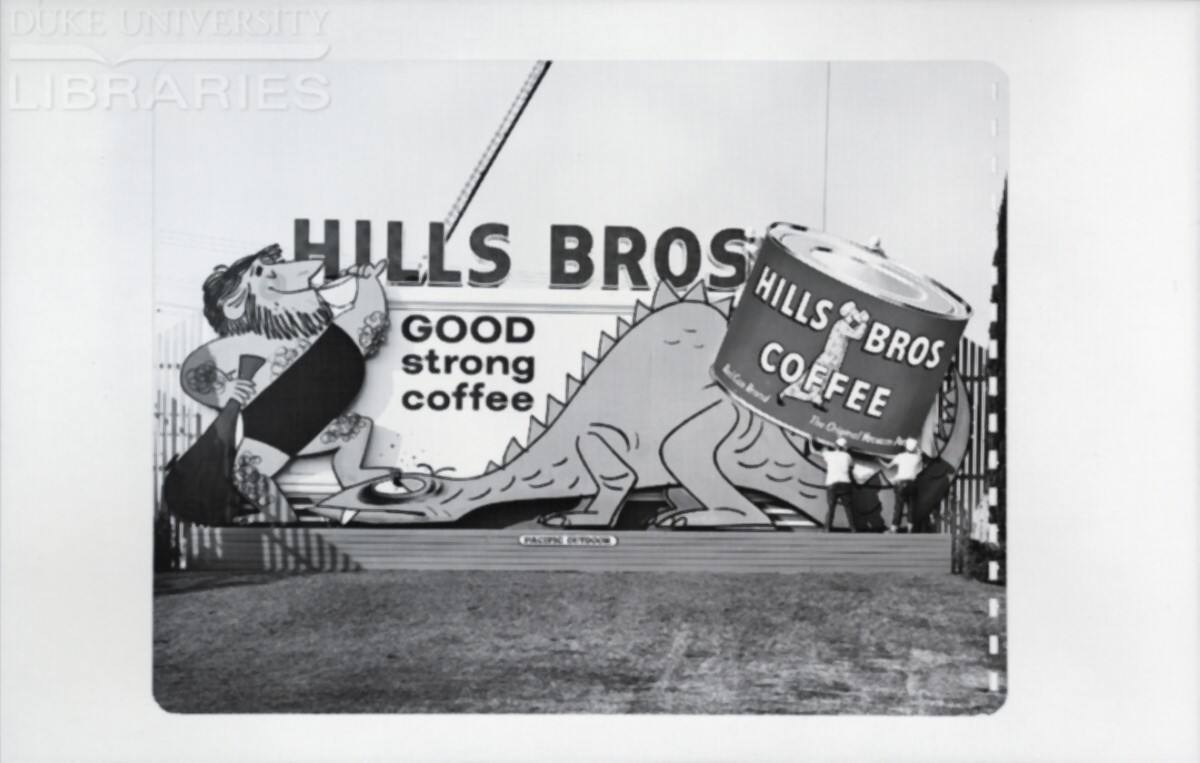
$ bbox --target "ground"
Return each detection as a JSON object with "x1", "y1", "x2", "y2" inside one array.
[{"x1": 154, "y1": 571, "x2": 1005, "y2": 714}]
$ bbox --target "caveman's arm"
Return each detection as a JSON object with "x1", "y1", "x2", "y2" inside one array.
[
  {"x1": 179, "y1": 338, "x2": 251, "y2": 410},
  {"x1": 333, "y1": 261, "x2": 390, "y2": 358}
]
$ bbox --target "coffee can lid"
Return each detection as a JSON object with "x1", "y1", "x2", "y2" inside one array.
[{"x1": 769, "y1": 223, "x2": 972, "y2": 320}]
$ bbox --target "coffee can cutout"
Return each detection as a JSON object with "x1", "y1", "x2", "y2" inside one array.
[{"x1": 712, "y1": 223, "x2": 971, "y2": 456}]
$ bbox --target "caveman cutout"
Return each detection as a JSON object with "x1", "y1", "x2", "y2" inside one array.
[{"x1": 178, "y1": 244, "x2": 392, "y2": 524}]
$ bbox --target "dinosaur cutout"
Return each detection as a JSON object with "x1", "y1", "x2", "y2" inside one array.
[{"x1": 319, "y1": 279, "x2": 973, "y2": 530}]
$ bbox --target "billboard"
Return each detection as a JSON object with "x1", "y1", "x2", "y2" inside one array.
[{"x1": 152, "y1": 60, "x2": 1006, "y2": 534}]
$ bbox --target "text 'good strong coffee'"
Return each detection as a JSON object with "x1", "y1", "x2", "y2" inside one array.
[{"x1": 712, "y1": 224, "x2": 971, "y2": 456}]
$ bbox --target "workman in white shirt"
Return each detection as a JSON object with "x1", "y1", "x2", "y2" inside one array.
[
  {"x1": 813, "y1": 437, "x2": 856, "y2": 532},
  {"x1": 885, "y1": 438, "x2": 925, "y2": 533}
]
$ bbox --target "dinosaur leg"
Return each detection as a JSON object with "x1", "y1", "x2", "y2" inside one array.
[
  {"x1": 538, "y1": 432, "x2": 635, "y2": 528},
  {"x1": 654, "y1": 402, "x2": 775, "y2": 529}
]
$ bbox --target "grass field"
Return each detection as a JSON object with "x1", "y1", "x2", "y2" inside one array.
[{"x1": 154, "y1": 571, "x2": 1005, "y2": 715}]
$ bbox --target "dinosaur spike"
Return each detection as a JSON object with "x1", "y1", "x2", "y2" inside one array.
[
  {"x1": 682, "y1": 281, "x2": 708, "y2": 302},
  {"x1": 581, "y1": 353, "x2": 598, "y2": 378},
  {"x1": 598, "y1": 332, "x2": 615, "y2": 357},
  {"x1": 527, "y1": 416, "x2": 545, "y2": 444},
  {"x1": 484, "y1": 460, "x2": 500, "y2": 475},
  {"x1": 565, "y1": 374, "x2": 582, "y2": 399},
  {"x1": 502, "y1": 437, "x2": 524, "y2": 465},
  {"x1": 651, "y1": 281, "x2": 680, "y2": 309},
  {"x1": 633, "y1": 301, "x2": 651, "y2": 323},
  {"x1": 712, "y1": 296, "x2": 734, "y2": 318},
  {"x1": 545, "y1": 395, "x2": 564, "y2": 424},
  {"x1": 615, "y1": 316, "x2": 632, "y2": 338}
]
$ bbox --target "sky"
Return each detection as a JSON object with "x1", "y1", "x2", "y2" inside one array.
[{"x1": 152, "y1": 60, "x2": 1007, "y2": 476}]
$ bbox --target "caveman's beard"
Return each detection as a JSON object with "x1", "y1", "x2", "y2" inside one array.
[{"x1": 221, "y1": 293, "x2": 334, "y2": 340}]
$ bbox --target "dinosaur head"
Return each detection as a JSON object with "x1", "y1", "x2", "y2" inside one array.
[{"x1": 317, "y1": 469, "x2": 529, "y2": 524}]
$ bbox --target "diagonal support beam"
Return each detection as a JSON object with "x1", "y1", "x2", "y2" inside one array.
[{"x1": 443, "y1": 61, "x2": 553, "y2": 240}]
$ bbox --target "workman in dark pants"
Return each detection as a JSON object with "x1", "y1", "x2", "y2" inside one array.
[{"x1": 814, "y1": 437, "x2": 857, "y2": 532}]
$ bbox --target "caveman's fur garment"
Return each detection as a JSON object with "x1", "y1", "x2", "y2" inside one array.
[{"x1": 241, "y1": 324, "x2": 366, "y2": 455}]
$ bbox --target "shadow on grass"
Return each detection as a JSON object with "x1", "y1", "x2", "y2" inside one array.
[{"x1": 154, "y1": 572, "x2": 301, "y2": 597}]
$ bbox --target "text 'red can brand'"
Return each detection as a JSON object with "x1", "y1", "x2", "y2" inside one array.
[{"x1": 712, "y1": 223, "x2": 971, "y2": 456}]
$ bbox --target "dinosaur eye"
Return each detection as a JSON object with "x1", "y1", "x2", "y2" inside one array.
[{"x1": 255, "y1": 266, "x2": 263, "y2": 276}]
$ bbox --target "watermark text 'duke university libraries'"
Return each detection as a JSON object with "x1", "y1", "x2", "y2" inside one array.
[{"x1": 5, "y1": 4, "x2": 332, "y2": 111}]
